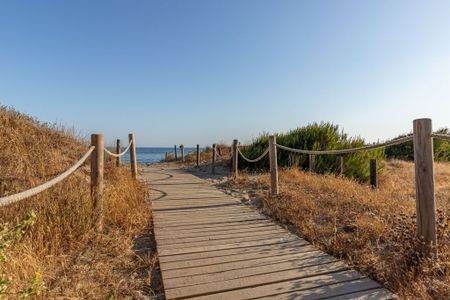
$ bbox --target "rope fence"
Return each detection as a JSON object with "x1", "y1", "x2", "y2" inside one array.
[
  {"x1": 275, "y1": 135, "x2": 413, "y2": 155},
  {"x1": 1, "y1": 133, "x2": 139, "y2": 232},
  {"x1": 227, "y1": 118, "x2": 448, "y2": 257},
  {"x1": 0, "y1": 147, "x2": 95, "y2": 207},
  {"x1": 104, "y1": 140, "x2": 132, "y2": 158},
  {"x1": 431, "y1": 133, "x2": 450, "y2": 141},
  {"x1": 237, "y1": 146, "x2": 269, "y2": 163}
]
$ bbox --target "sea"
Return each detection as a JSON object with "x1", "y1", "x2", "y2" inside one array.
[{"x1": 121, "y1": 147, "x2": 198, "y2": 165}]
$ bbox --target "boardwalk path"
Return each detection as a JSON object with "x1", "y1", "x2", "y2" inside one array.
[{"x1": 142, "y1": 164, "x2": 395, "y2": 300}]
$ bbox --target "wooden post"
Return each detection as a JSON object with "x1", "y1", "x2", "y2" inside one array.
[
  {"x1": 115, "y1": 139, "x2": 121, "y2": 167},
  {"x1": 336, "y1": 156, "x2": 343, "y2": 176},
  {"x1": 129, "y1": 133, "x2": 137, "y2": 179},
  {"x1": 180, "y1": 145, "x2": 185, "y2": 162},
  {"x1": 165, "y1": 152, "x2": 168, "y2": 161},
  {"x1": 174, "y1": 145, "x2": 177, "y2": 161},
  {"x1": 196, "y1": 144, "x2": 200, "y2": 167},
  {"x1": 91, "y1": 134, "x2": 104, "y2": 232},
  {"x1": 211, "y1": 143, "x2": 216, "y2": 174},
  {"x1": 370, "y1": 159, "x2": 378, "y2": 189},
  {"x1": 269, "y1": 135, "x2": 279, "y2": 195},
  {"x1": 309, "y1": 154, "x2": 315, "y2": 172},
  {"x1": 232, "y1": 139, "x2": 238, "y2": 177},
  {"x1": 413, "y1": 118, "x2": 437, "y2": 254}
]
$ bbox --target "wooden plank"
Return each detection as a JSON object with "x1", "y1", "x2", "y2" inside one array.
[
  {"x1": 164, "y1": 255, "x2": 339, "y2": 289},
  {"x1": 157, "y1": 232, "x2": 294, "y2": 250},
  {"x1": 156, "y1": 226, "x2": 286, "y2": 244},
  {"x1": 155, "y1": 224, "x2": 284, "y2": 241},
  {"x1": 257, "y1": 278, "x2": 382, "y2": 300},
  {"x1": 189, "y1": 270, "x2": 365, "y2": 300},
  {"x1": 154, "y1": 214, "x2": 265, "y2": 225},
  {"x1": 152, "y1": 200, "x2": 238, "y2": 207},
  {"x1": 158, "y1": 240, "x2": 309, "y2": 263},
  {"x1": 159, "y1": 236, "x2": 297, "y2": 256},
  {"x1": 163, "y1": 250, "x2": 325, "y2": 279},
  {"x1": 154, "y1": 216, "x2": 268, "y2": 228},
  {"x1": 325, "y1": 288, "x2": 396, "y2": 299},
  {"x1": 154, "y1": 209, "x2": 261, "y2": 219},
  {"x1": 154, "y1": 220, "x2": 274, "y2": 234},
  {"x1": 164, "y1": 261, "x2": 350, "y2": 299},
  {"x1": 161, "y1": 243, "x2": 317, "y2": 271}
]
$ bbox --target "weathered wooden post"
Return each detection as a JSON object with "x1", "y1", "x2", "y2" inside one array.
[
  {"x1": 211, "y1": 143, "x2": 216, "y2": 174},
  {"x1": 370, "y1": 159, "x2": 378, "y2": 189},
  {"x1": 268, "y1": 135, "x2": 279, "y2": 195},
  {"x1": 336, "y1": 156, "x2": 343, "y2": 176},
  {"x1": 413, "y1": 118, "x2": 437, "y2": 255},
  {"x1": 91, "y1": 134, "x2": 104, "y2": 232},
  {"x1": 309, "y1": 154, "x2": 315, "y2": 172},
  {"x1": 196, "y1": 144, "x2": 200, "y2": 167},
  {"x1": 174, "y1": 145, "x2": 177, "y2": 161},
  {"x1": 165, "y1": 152, "x2": 168, "y2": 161},
  {"x1": 232, "y1": 139, "x2": 238, "y2": 177},
  {"x1": 180, "y1": 145, "x2": 185, "y2": 162},
  {"x1": 115, "y1": 139, "x2": 121, "y2": 167},
  {"x1": 129, "y1": 133, "x2": 137, "y2": 179}
]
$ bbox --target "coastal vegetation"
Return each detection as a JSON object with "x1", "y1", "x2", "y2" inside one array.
[
  {"x1": 0, "y1": 107, "x2": 157, "y2": 298},
  {"x1": 238, "y1": 122, "x2": 385, "y2": 182},
  {"x1": 239, "y1": 122, "x2": 450, "y2": 183},
  {"x1": 386, "y1": 129, "x2": 450, "y2": 161}
]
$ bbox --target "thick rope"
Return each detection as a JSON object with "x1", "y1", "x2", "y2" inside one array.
[
  {"x1": 237, "y1": 146, "x2": 270, "y2": 163},
  {"x1": 104, "y1": 141, "x2": 132, "y2": 158},
  {"x1": 276, "y1": 135, "x2": 413, "y2": 155},
  {"x1": 0, "y1": 146, "x2": 95, "y2": 207},
  {"x1": 431, "y1": 133, "x2": 450, "y2": 141}
]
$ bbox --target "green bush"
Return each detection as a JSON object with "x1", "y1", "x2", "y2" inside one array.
[
  {"x1": 239, "y1": 122, "x2": 385, "y2": 182},
  {"x1": 385, "y1": 128, "x2": 450, "y2": 161}
]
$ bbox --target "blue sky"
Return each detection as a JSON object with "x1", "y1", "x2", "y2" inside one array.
[{"x1": 1, "y1": 1, "x2": 449, "y2": 147}]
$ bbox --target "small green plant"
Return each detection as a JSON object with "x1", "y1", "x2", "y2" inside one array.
[
  {"x1": 19, "y1": 272, "x2": 41, "y2": 299},
  {"x1": 106, "y1": 289, "x2": 116, "y2": 300}
]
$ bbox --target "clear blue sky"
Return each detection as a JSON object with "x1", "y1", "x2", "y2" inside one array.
[{"x1": 1, "y1": 1, "x2": 449, "y2": 147}]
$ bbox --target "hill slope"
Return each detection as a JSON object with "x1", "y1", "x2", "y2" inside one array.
[{"x1": 0, "y1": 107, "x2": 158, "y2": 298}]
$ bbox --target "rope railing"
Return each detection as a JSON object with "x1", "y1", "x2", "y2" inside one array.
[
  {"x1": 0, "y1": 146, "x2": 95, "y2": 207},
  {"x1": 104, "y1": 140, "x2": 132, "y2": 157},
  {"x1": 237, "y1": 146, "x2": 270, "y2": 163},
  {"x1": 430, "y1": 133, "x2": 450, "y2": 141},
  {"x1": 230, "y1": 118, "x2": 450, "y2": 256},
  {"x1": 275, "y1": 135, "x2": 413, "y2": 155},
  {"x1": 1, "y1": 133, "x2": 138, "y2": 232}
]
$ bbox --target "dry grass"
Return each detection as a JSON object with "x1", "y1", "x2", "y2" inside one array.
[
  {"x1": 165, "y1": 144, "x2": 231, "y2": 166},
  {"x1": 0, "y1": 107, "x2": 157, "y2": 298},
  {"x1": 227, "y1": 160, "x2": 450, "y2": 299}
]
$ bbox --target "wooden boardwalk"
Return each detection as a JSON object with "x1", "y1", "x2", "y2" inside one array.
[{"x1": 142, "y1": 165, "x2": 395, "y2": 300}]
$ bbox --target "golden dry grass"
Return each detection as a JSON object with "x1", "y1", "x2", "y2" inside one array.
[
  {"x1": 165, "y1": 144, "x2": 230, "y2": 166},
  {"x1": 227, "y1": 160, "x2": 450, "y2": 299},
  {"x1": 0, "y1": 107, "x2": 157, "y2": 298}
]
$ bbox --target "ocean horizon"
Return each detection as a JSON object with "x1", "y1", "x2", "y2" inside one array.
[{"x1": 121, "y1": 147, "x2": 199, "y2": 165}]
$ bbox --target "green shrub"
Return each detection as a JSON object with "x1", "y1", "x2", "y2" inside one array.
[
  {"x1": 385, "y1": 128, "x2": 450, "y2": 161},
  {"x1": 239, "y1": 122, "x2": 385, "y2": 182}
]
